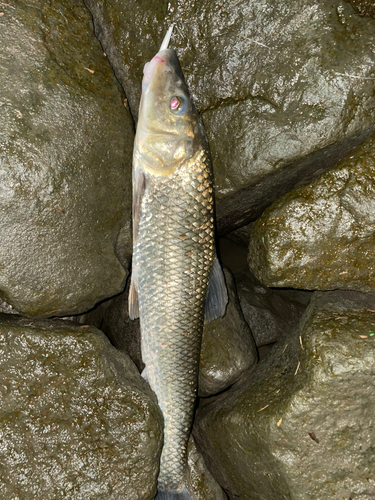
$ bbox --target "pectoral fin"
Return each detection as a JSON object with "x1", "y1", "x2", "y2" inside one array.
[
  {"x1": 129, "y1": 167, "x2": 145, "y2": 321},
  {"x1": 128, "y1": 278, "x2": 139, "y2": 320},
  {"x1": 204, "y1": 257, "x2": 228, "y2": 322},
  {"x1": 133, "y1": 168, "x2": 145, "y2": 243}
]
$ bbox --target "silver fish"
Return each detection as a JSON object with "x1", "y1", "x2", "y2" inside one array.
[{"x1": 129, "y1": 26, "x2": 227, "y2": 500}]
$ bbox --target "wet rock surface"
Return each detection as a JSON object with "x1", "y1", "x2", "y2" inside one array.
[
  {"x1": 85, "y1": 0, "x2": 375, "y2": 233},
  {"x1": 0, "y1": 0, "x2": 134, "y2": 317},
  {"x1": 248, "y1": 132, "x2": 375, "y2": 293},
  {"x1": 199, "y1": 269, "x2": 257, "y2": 397},
  {"x1": 235, "y1": 268, "x2": 311, "y2": 347},
  {"x1": 77, "y1": 278, "x2": 144, "y2": 372},
  {"x1": 186, "y1": 436, "x2": 228, "y2": 500},
  {"x1": 1, "y1": 0, "x2": 374, "y2": 498},
  {"x1": 346, "y1": 0, "x2": 375, "y2": 17},
  {"x1": 194, "y1": 290, "x2": 375, "y2": 500},
  {"x1": 0, "y1": 314, "x2": 163, "y2": 500}
]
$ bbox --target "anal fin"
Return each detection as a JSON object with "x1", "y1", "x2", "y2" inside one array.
[
  {"x1": 204, "y1": 256, "x2": 228, "y2": 322},
  {"x1": 141, "y1": 367, "x2": 148, "y2": 383},
  {"x1": 155, "y1": 486, "x2": 192, "y2": 499}
]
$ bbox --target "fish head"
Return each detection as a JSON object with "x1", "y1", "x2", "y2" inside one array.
[{"x1": 136, "y1": 48, "x2": 203, "y2": 176}]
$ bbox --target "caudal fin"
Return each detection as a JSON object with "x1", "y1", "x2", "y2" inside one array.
[{"x1": 155, "y1": 486, "x2": 192, "y2": 499}]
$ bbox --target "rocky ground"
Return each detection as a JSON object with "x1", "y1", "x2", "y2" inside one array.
[{"x1": 0, "y1": 0, "x2": 375, "y2": 499}]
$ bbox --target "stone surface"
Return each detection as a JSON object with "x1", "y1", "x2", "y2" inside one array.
[
  {"x1": 199, "y1": 268, "x2": 257, "y2": 397},
  {"x1": 78, "y1": 278, "x2": 144, "y2": 372},
  {"x1": 248, "y1": 132, "x2": 375, "y2": 293},
  {"x1": 0, "y1": 299, "x2": 17, "y2": 315},
  {"x1": 85, "y1": 0, "x2": 375, "y2": 233},
  {"x1": 0, "y1": 314, "x2": 163, "y2": 500},
  {"x1": 235, "y1": 268, "x2": 311, "y2": 347},
  {"x1": 0, "y1": 1, "x2": 134, "y2": 317},
  {"x1": 226, "y1": 225, "x2": 252, "y2": 246},
  {"x1": 346, "y1": 0, "x2": 375, "y2": 17},
  {"x1": 186, "y1": 436, "x2": 227, "y2": 500},
  {"x1": 194, "y1": 290, "x2": 375, "y2": 500}
]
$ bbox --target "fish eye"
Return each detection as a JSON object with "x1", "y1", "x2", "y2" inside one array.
[
  {"x1": 170, "y1": 97, "x2": 180, "y2": 110},
  {"x1": 170, "y1": 95, "x2": 187, "y2": 114}
]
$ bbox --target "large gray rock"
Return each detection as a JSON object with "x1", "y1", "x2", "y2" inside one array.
[
  {"x1": 85, "y1": 0, "x2": 375, "y2": 233},
  {"x1": 194, "y1": 290, "x2": 375, "y2": 500},
  {"x1": 0, "y1": 1, "x2": 134, "y2": 317},
  {"x1": 0, "y1": 314, "x2": 163, "y2": 500},
  {"x1": 235, "y1": 268, "x2": 311, "y2": 347},
  {"x1": 248, "y1": 132, "x2": 375, "y2": 293}
]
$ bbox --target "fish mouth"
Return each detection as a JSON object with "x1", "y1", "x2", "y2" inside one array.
[
  {"x1": 142, "y1": 55, "x2": 164, "y2": 88},
  {"x1": 142, "y1": 24, "x2": 175, "y2": 85},
  {"x1": 142, "y1": 49, "x2": 184, "y2": 90}
]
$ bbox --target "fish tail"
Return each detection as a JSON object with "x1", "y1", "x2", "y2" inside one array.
[{"x1": 155, "y1": 485, "x2": 192, "y2": 499}]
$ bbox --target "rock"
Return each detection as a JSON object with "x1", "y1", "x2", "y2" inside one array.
[
  {"x1": 84, "y1": 0, "x2": 375, "y2": 233},
  {"x1": 248, "y1": 132, "x2": 375, "y2": 293},
  {"x1": 0, "y1": 314, "x2": 163, "y2": 500},
  {"x1": 346, "y1": 0, "x2": 375, "y2": 17},
  {"x1": 199, "y1": 269, "x2": 257, "y2": 397},
  {"x1": 78, "y1": 278, "x2": 144, "y2": 372},
  {"x1": 0, "y1": 1, "x2": 134, "y2": 317},
  {"x1": 78, "y1": 268, "x2": 257, "y2": 398},
  {"x1": 235, "y1": 268, "x2": 311, "y2": 347},
  {"x1": 226, "y1": 225, "x2": 252, "y2": 246},
  {"x1": 0, "y1": 300, "x2": 17, "y2": 315},
  {"x1": 194, "y1": 290, "x2": 375, "y2": 500},
  {"x1": 186, "y1": 436, "x2": 227, "y2": 500}
]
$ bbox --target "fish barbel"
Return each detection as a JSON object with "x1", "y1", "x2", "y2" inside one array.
[{"x1": 129, "y1": 26, "x2": 227, "y2": 499}]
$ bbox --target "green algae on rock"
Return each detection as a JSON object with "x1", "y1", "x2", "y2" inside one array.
[
  {"x1": 248, "y1": 132, "x2": 375, "y2": 293},
  {"x1": 85, "y1": 0, "x2": 375, "y2": 233},
  {"x1": 0, "y1": 315, "x2": 163, "y2": 500},
  {"x1": 194, "y1": 290, "x2": 375, "y2": 500},
  {"x1": 0, "y1": 1, "x2": 134, "y2": 317}
]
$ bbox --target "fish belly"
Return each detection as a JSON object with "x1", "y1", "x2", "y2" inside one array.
[{"x1": 134, "y1": 152, "x2": 214, "y2": 491}]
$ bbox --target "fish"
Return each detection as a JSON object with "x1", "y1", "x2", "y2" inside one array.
[{"x1": 129, "y1": 25, "x2": 228, "y2": 500}]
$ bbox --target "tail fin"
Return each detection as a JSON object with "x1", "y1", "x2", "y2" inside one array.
[{"x1": 155, "y1": 486, "x2": 192, "y2": 499}]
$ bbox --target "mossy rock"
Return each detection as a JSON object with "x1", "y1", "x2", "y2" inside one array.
[
  {"x1": 0, "y1": 315, "x2": 163, "y2": 500},
  {"x1": 248, "y1": 132, "x2": 375, "y2": 293},
  {"x1": 85, "y1": 0, "x2": 375, "y2": 233},
  {"x1": 194, "y1": 290, "x2": 375, "y2": 499},
  {"x1": 0, "y1": 1, "x2": 134, "y2": 316}
]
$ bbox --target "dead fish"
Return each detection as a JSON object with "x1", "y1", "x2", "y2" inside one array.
[{"x1": 129, "y1": 25, "x2": 228, "y2": 500}]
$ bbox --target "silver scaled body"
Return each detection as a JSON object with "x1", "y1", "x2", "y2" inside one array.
[{"x1": 133, "y1": 148, "x2": 215, "y2": 491}]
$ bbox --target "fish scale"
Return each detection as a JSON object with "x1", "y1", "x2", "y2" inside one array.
[{"x1": 133, "y1": 150, "x2": 215, "y2": 491}]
